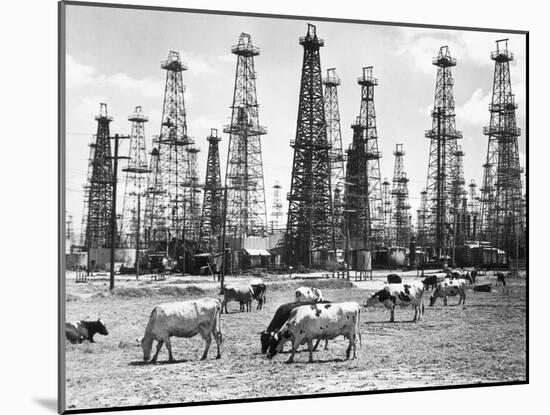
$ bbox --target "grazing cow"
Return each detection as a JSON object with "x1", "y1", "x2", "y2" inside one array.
[
  {"x1": 141, "y1": 297, "x2": 222, "y2": 363},
  {"x1": 496, "y1": 272, "x2": 507, "y2": 286},
  {"x1": 251, "y1": 283, "x2": 267, "y2": 310},
  {"x1": 422, "y1": 274, "x2": 447, "y2": 290},
  {"x1": 65, "y1": 319, "x2": 109, "y2": 344},
  {"x1": 260, "y1": 301, "x2": 330, "y2": 354},
  {"x1": 295, "y1": 286, "x2": 324, "y2": 303},
  {"x1": 65, "y1": 322, "x2": 85, "y2": 344},
  {"x1": 470, "y1": 269, "x2": 477, "y2": 284},
  {"x1": 266, "y1": 302, "x2": 361, "y2": 363},
  {"x1": 387, "y1": 273, "x2": 402, "y2": 284},
  {"x1": 220, "y1": 283, "x2": 254, "y2": 313},
  {"x1": 365, "y1": 281, "x2": 425, "y2": 322},
  {"x1": 429, "y1": 279, "x2": 467, "y2": 306}
]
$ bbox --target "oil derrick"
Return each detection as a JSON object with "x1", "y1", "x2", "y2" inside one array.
[
  {"x1": 285, "y1": 24, "x2": 335, "y2": 266},
  {"x1": 323, "y1": 68, "x2": 345, "y2": 247},
  {"x1": 416, "y1": 189, "x2": 429, "y2": 247},
  {"x1": 424, "y1": 46, "x2": 463, "y2": 257},
  {"x1": 224, "y1": 33, "x2": 268, "y2": 238},
  {"x1": 344, "y1": 66, "x2": 383, "y2": 248},
  {"x1": 344, "y1": 121, "x2": 369, "y2": 248},
  {"x1": 119, "y1": 106, "x2": 150, "y2": 248},
  {"x1": 467, "y1": 179, "x2": 480, "y2": 239},
  {"x1": 66, "y1": 212, "x2": 74, "y2": 252},
  {"x1": 381, "y1": 178, "x2": 392, "y2": 245},
  {"x1": 390, "y1": 144, "x2": 411, "y2": 247},
  {"x1": 79, "y1": 143, "x2": 95, "y2": 248},
  {"x1": 183, "y1": 145, "x2": 202, "y2": 242},
  {"x1": 85, "y1": 103, "x2": 114, "y2": 249},
  {"x1": 199, "y1": 129, "x2": 222, "y2": 252},
  {"x1": 479, "y1": 39, "x2": 524, "y2": 258},
  {"x1": 450, "y1": 145, "x2": 467, "y2": 248},
  {"x1": 269, "y1": 182, "x2": 284, "y2": 233},
  {"x1": 145, "y1": 51, "x2": 192, "y2": 255}
]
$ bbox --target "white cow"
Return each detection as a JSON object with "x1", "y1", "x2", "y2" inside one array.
[
  {"x1": 365, "y1": 281, "x2": 425, "y2": 322},
  {"x1": 266, "y1": 302, "x2": 361, "y2": 363},
  {"x1": 141, "y1": 297, "x2": 222, "y2": 363},
  {"x1": 295, "y1": 286, "x2": 324, "y2": 303},
  {"x1": 429, "y1": 279, "x2": 467, "y2": 306}
]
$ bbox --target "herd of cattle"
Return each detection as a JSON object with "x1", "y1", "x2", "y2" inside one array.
[{"x1": 66, "y1": 269, "x2": 507, "y2": 364}]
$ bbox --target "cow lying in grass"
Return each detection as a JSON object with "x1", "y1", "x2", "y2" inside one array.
[
  {"x1": 141, "y1": 297, "x2": 222, "y2": 363},
  {"x1": 266, "y1": 302, "x2": 361, "y2": 363},
  {"x1": 429, "y1": 279, "x2": 467, "y2": 306},
  {"x1": 365, "y1": 281, "x2": 425, "y2": 322},
  {"x1": 65, "y1": 319, "x2": 109, "y2": 344}
]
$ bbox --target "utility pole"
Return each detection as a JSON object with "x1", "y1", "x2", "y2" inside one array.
[
  {"x1": 135, "y1": 193, "x2": 141, "y2": 280},
  {"x1": 109, "y1": 133, "x2": 130, "y2": 291}
]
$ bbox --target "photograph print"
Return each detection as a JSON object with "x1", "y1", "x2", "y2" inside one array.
[{"x1": 60, "y1": 1, "x2": 528, "y2": 413}]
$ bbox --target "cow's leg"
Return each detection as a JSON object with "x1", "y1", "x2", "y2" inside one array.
[
  {"x1": 200, "y1": 332, "x2": 212, "y2": 360},
  {"x1": 221, "y1": 298, "x2": 227, "y2": 314},
  {"x1": 390, "y1": 306, "x2": 395, "y2": 322},
  {"x1": 443, "y1": 295, "x2": 448, "y2": 306},
  {"x1": 345, "y1": 336, "x2": 352, "y2": 360},
  {"x1": 306, "y1": 339, "x2": 314, "y2": 363},
  {"x1": 214, "y1": 329, "x2": 221, "y2": 359},
  {"x1": 312, "y1": 338, "x2": 321, "y2": 351},
  {"x1": 287, "y1": 340, "x2": 298, "y2": 364},
  {"x1": 164, "y1": 337, "x2": 175, "y2": 362},
  {"x1": 151, "y1": 339, "x2": 164, "y2": 363},
  {"x1": 413, "y1": 306, "x2": 418, "y2": 322},
  {"x1": 351, "y1": 333, "x2": 357, "y2": 359},
  {"x1": 324, "y1": 340, "x2": 329, "y2": 350}
]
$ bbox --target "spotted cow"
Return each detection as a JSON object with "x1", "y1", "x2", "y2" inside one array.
[{"x1": 365, "y1": 281, "x2": 425, "y2": 322}]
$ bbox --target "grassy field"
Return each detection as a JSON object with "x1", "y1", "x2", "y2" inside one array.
[{"x1": 64, "y1": 274, "x2": 526, "y2": 411}]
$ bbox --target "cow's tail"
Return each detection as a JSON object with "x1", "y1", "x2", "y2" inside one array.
[{"x1": 357, "y1": 307, "x2": 362, "y2": 348}]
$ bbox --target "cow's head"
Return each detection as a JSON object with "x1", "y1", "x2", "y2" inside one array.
[
  {"x1": 97, "y1": 319, "x2": 109, "y2": 335},
  {"x1": 141, "y1": 336, "x2": 153, "y2": 362},
  {"x1": 266, "y1": 329, "x2": 292, "y2": 359},
  {"x1": 365, "y1": 288, "x2": 390, "y2": 307},
  {"x1": 429, "y1": 288, "x2": 440, "y2": 306},
  {"x1": 260, "y1": 331, "x2": 273, "y2": 354}
]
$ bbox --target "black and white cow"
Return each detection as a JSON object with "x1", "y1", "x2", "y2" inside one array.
[
  {"x1": 295, "y1": 286, "x2": 324, "y2": 302},
  {"x1": 251, "y1": 283, "x2": 267, "y2": 310},
  {"x1": 429, "y1": 279, "x2": 467, "y2": 306},
  {"x1": 260, "y1": 301, "x2": 331, "y2": 354},
  {"x1": 422, "y1": 274, "x2": 447, "y2": 290},
  {"x1": 365, "y1": 281, "x2": 425, "y2": 322},
  {"x1": 65, "y1": 319, "x2": 109, "y2": 344},
  {"x1": 266, "y1": 302, "x2": 361, "y2": 363}
]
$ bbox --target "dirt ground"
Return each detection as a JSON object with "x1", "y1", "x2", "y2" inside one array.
[{"x1": 64, "y1": 273, "x2": 527, "y2": 411}]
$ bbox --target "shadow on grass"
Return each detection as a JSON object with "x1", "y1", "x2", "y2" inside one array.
[
  {"x1": 129, "y1": 358, "x2": 189, "y2": 366},
  {"x1": 34, "y1": 398, "x2": 57, "y2": 413}
]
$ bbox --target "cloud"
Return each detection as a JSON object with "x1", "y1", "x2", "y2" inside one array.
[
  {"x1": 184, "y1": 51, "x2": 217, "y2": 75},
  {"x1": 456, "y1": 87, "x2": 491, "y2": 126},
  {"x1": 66, "y1": 54, "x2": 163, "y2": 99},
  {"x1": 217, "y1": 54, "x2": 235, "y2": 63}
]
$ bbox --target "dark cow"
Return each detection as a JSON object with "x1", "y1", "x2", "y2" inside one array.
[
  {"x1": 496, "y1": 272, "x2": 507, "y2": 286},
  {"x1": 422, "y1": 274, "x2": 447, "y2": 290},
  {"x1": 387, "y1": 273, "x2": 402, "y2": 284},
  {"x1": 220, "y1": 284, "x2": 254, "y2": 313},
  {"x1": 260, "y1": 301, "x2": 331, "y2": 354},
  {"x1": 65, "y1": 319, "x2": 109, "y2": 343},
  {"x1": 251, "y1": 283, "x2": 267, "y2": 310},
  {"x1": 365, "y1": 281, "x2": 425, "y2": 322},
  {"x1": 470, "y1": 269, "x2": 478, "y2": 284}
]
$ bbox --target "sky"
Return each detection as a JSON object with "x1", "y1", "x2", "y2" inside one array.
[{"x1": 64, "y1": 4, "x2": 527, "y2": 242}]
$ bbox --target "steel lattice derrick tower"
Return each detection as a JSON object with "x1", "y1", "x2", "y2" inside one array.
[
  {"x1": 424, "y1": 46, "x2": 463, "y2": 255},
  {"x1": 183, "y1": 145, "x2": 202, "y2": 242},
  {"x1": 344, "y1": 122, "x2": 369, "y2": 248},
  {"x1": 269, "y1": 182, "x2": 284, "y2": 233},
  {"x1": 285, "y1": 24, "x2": 335, "y2": 266},
  {"x1": 223, "y1": 33, "x2": 268, "y2": 238},
  {"x1": 85, "y1": 103, "x2": 114, "y2": 249},
  {"x1": 416, "y1": 189, "x2": 429, "y2": 247},
  {"x1": 391, "y1": 144, "x2": 411, "y2": 247},
  {"x1": 381, "y1": 177, "x2": 392, "y2": 245},
  {"x1": 79, "y1": 143, "x2": 95, "y2": 248},
  {"x1": 199, "y1": 129, "x2": 223, "y2": 252},
  {"x1": 357, "y1": 67, "x2": 384, "y2": 245},
  {"x1": 468, "y1": 179, "x2": 480, "y2": 239},
  {"x1": 119, "y1": 106, "x2": 150, "y2": 248},
  {"x1": 450, "y1": 145, "x2": 467, "y2": 247},
  {"x1": 145, "y1": 51, "x2": 192, "y2": 251},
  {"x1": 323, "y1": 68, "x2": 346, "y2": 246},
  {"x1": 479, "y1": 39, "x2": 524, "y2": 257}
]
